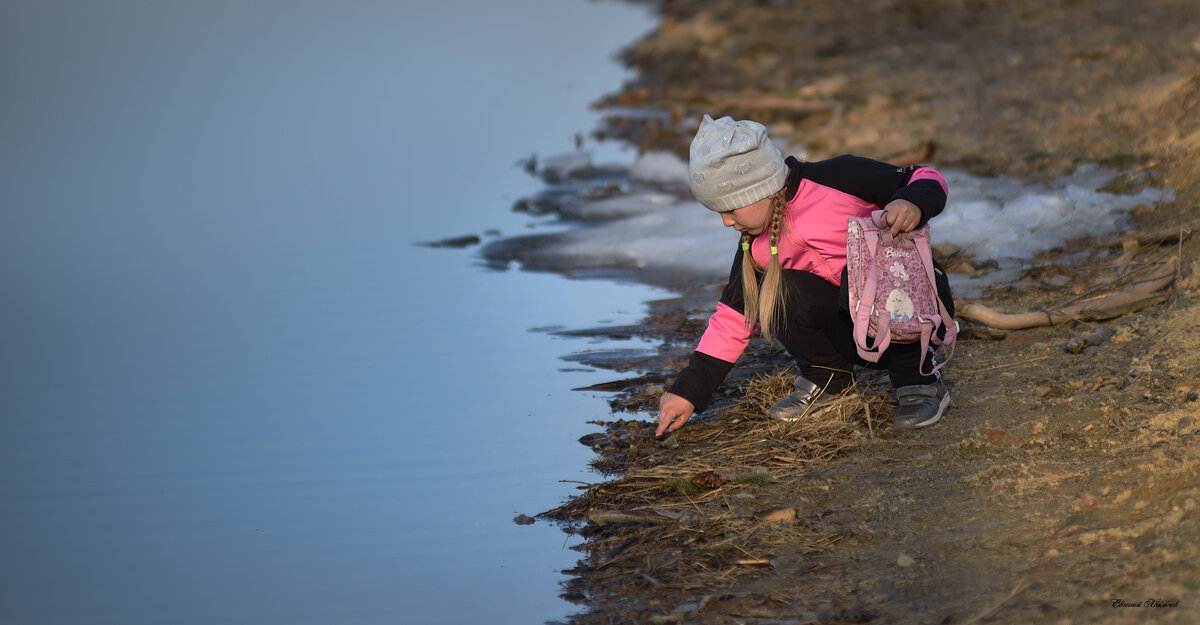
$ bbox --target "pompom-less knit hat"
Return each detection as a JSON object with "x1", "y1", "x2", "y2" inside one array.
[{"x1": 688, "y1": 115, "x2": 787, "y2": 212}]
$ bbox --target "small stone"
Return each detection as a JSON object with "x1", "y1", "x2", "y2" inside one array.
[
  {"x1": 660, "y1": 434, "x2": 681, "y2": 449},
  {"x1": 947, "y1": 260, "x2": 976, "y2": 273},
  {"x1": 897, "y1": 553, "x2": 915, "y2": 568},
  {"x1": 1065, "y1": 337, "x2": 1089, "y2": 354},
  {"x1": 690, "y1": 471, "x2": 729, "y2": 489},
  {"x1": 578, "y1": 432, "x2": 613, "y2": 447},
  {"x1": 1130, "y1": 204, "x2": 1154, "y2": 219},
  {"x1": 513, "y1": 514, "x2": 536, "y2": 526},
  {"x1": 1034, "y1": 386, "x2": 1053, "y2": 398},
  {"x1": 1186, "y1": 391, "x2": 1199, "y2": 403},
  {"x1": 754, "y1": 506, "x2": 797, "y2": 523},
  {"x1": 672, "y1": 602, "x2": 700, "y2": 614}
]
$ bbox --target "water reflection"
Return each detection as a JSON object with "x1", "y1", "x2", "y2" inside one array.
[{"x1": 0, "y1": 1, "x2": 655, "y2": 624}]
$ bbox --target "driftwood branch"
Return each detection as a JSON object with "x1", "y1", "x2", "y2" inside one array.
[{"x1": 959, "y1": 257, "x2": 1177, "y2": 330}]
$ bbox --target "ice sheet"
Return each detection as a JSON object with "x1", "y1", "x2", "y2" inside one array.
[{"x1": 485, "y1": 152, "x2": 1173, "y2": 291}]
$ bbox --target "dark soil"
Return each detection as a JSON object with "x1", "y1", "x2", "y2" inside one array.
[{"x1": 550, "y1": 1, "x2": 1200, "y2": 623}]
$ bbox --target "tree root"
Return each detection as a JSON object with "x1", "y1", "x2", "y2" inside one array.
[{"x1": 959, "y1": 257, "x2": 1177, "y2": 330}]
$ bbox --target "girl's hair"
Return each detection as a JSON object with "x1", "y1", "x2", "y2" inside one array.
[{"x1": 740, "y1": 186, "x2": 789, "y2": 341}]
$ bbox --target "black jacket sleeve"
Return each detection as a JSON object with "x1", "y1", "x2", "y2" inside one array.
[
  {"x1": 667, "y1": 351, "x2": 735, "y2": 413},
  {"x1": 666, "y1": 241, "x2": 747, "y2": 413},
  {"x1": 785, "y1": 155, "x2": 947, "y2": 227}
]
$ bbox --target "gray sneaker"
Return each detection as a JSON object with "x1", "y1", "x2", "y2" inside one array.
[
  {"x1": 893, "y1": 381, "x2": 950, "y2": 430},
  {"x1": 768, "y1": 377, "x2": 846, "y2": 421}
]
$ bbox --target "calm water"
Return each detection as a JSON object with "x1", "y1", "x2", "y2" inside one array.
[{"x1": 0, "y1": 2, "x2": 657, "y2": 624}]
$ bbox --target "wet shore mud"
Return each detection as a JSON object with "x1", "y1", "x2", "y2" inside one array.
[{"x1": 543, "y1": 1, "x2": 1200, "y2": 623}]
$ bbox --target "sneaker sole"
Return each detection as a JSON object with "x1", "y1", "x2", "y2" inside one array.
[{"x1": 896, "y1": 391, "x2": 950, "y2": 430}]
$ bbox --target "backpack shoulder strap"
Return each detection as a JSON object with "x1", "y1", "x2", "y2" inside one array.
[{"x1": 851, "y1": 215, "x2": 889, "y2": 362}]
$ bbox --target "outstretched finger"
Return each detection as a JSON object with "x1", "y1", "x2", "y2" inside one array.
[{"x1": 655, "y1": 412, "x2": 671, "y2": 437}]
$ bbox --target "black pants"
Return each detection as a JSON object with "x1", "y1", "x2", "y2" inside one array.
[{"x1": 774, "y1": 265, "x2": 954, "y2": 393}]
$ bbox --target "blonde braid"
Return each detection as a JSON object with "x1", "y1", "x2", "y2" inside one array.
[
  {"x1": 739, "y1": 231, "x2": 759, "y2": 331},
  {"x1": 757, "y1": 189, "x2": 788, "y2": 341}
]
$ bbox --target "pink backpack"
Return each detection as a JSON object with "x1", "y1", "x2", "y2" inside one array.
[{"x1": 845, "y1": 210, "x2": 956, "y2": 375}]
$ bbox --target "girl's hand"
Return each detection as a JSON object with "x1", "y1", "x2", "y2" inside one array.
[
  {"x1": 656, "y1": 392, "x2": 695, "y2": 437},
  {"x1": 883, "y1": 199, "x2": 921, "y2": 236}
]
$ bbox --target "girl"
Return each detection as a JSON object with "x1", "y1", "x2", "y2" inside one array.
[{"x1": 655, "y1": 115, "x2": 954, "y2": 437}]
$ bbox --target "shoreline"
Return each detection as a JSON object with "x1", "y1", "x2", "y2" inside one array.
[{"x1": 549, "y1": 1, "x2": 1200, "y2": 623}]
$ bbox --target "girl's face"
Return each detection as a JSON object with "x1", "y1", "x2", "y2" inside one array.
[{"x1": 720, "y1": 195, "x2": 772, "y2": 235}]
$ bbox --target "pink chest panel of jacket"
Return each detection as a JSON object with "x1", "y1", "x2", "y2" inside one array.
[{"x1": 749, "y1": 179, "x2": 879, "y2": 285}]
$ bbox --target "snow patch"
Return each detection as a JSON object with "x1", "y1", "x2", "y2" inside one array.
[{"x1": 489, "y1": 152, "x2": 1173, "y2": 292}]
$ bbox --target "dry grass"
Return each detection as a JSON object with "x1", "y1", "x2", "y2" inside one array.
[
  {"x1": 548, "y1": 370, "x2": 894, "y2": 605},
  {"x1": 550, "y1": 370, "x2": 890, "y2": 516}
]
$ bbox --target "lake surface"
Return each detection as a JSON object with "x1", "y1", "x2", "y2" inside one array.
[{"x1": 0, "y1": 2, "x2": 657, "y2": 624}]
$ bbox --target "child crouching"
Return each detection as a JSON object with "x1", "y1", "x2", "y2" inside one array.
[{"x1": 656, "y1": 115, "x2": 954, "y2": 436}]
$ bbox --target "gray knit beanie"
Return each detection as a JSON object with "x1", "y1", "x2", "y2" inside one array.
[{"x1": 688, "y1": 115, "x2": 787, "y2": 212}]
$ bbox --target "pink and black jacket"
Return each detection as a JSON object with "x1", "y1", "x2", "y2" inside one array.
[{"x1": 668, "y1": 155, "x2": 949, "y2": 412}]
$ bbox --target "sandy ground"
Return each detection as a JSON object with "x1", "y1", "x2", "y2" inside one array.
[{"x1": 550, "y1": 1, "x2": 1200, "y2": 623}]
